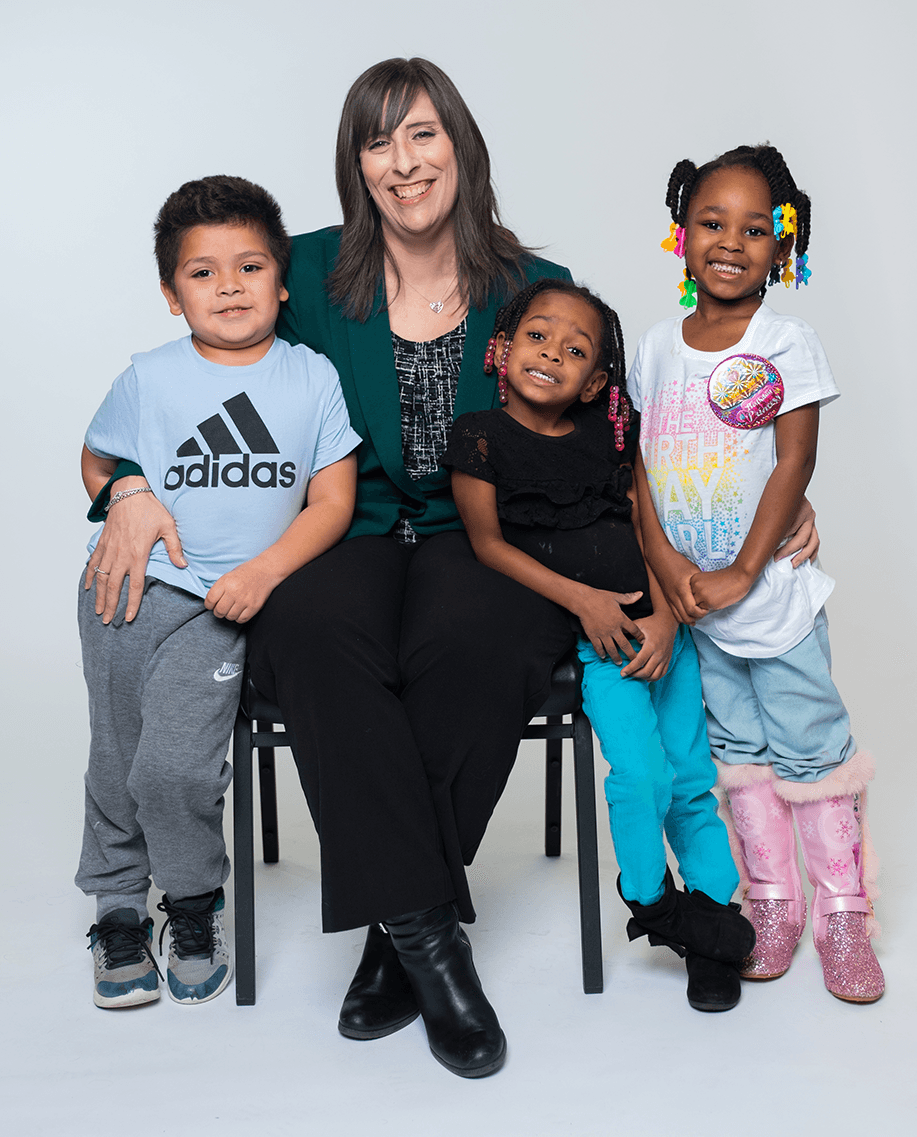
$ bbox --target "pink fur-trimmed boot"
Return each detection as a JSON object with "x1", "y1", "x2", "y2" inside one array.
[
  {"x1": 718, "y1": 764, "x2": 806, "y2": 980},
  {"x1": 781, "y1": 755, "x2": 884, "y2": 1003}
]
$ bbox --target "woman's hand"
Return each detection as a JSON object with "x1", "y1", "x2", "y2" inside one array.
[
  {"x1": 620, "y1": 607, "x2": 677, "y2": 681},
  {"x1": 84, "y1": 479, "x2": 185, "y2": 623},
  {"x1": 577, "y1": 589, "x2": 644, "y2": 664},
  {"x1": 774, "y1": 495, "x2": 820, "y2": 566}
]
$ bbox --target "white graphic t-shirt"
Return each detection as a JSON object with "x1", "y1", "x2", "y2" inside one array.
[{"x1": 628, "y1": 304, "x2": 839, "y2": 657}]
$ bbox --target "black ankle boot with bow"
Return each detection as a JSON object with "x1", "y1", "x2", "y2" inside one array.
[
  {"x1": 618, "y1": 869, "x2": 754, "y2": 1013},
  {"x1": 618, "y1": 868, "x2": 755, "y2": 962}
]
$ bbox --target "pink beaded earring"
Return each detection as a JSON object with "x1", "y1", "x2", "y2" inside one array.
[
  {"x1": 497, "y1": 341, "x2": 511, "y2": 403},
  {"x1": 498, "y1": 341, "x2": 511, "y2": 377},
  {"x1": 607, "y1": 385, "x2": 631, "y2": 451}
]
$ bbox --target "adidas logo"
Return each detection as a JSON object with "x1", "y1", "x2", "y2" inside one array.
[{"x1": 165, "y1": 392, "x2": 296, "y2": 490}]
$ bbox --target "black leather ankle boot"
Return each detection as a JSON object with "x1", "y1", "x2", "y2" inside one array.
[
  {"x1": 384, "y1": 904, "x2": 506, "y2": 1078},
  {"x1": 338, "y1": 924, "x2": 419, "y2": 1040}
]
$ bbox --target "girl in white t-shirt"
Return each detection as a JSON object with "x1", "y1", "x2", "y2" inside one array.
[{"x1": 629, "y1": 144, "x2": 883, "y2": 1003}]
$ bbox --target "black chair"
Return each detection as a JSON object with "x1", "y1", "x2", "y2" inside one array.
[{"x1": 231, "y1": 650, "x2": 603, "y2": 1005}]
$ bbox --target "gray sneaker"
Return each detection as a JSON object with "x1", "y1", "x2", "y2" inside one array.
[
  {"x1": 157, "y1": 888, "x2": 232, "y2": 1004},
  {"x1": 87, "y1": 909, "x2": 161, "y2": 1009}
]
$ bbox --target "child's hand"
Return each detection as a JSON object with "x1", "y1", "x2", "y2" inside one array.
[
  {"x1": 774, "y1": 496, "x2": 820, "y2": 567},
  {"x1": 689, "y1": 566, "x2": 753, "y2": 613},
  {"x1": 652, "y1": 547, "x2": 707, "y2": 625},
  {"x1": 205, "y1": 560, "x2": 279, "y2": 624},
  {"x1": 577, "y1": 589, "x2": 644, "y2": 664},
  {"x1": 620, "y1": 607, "x2": 677, "y2": 681}
]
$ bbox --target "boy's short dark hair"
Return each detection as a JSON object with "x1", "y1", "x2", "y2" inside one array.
[{"x1": 154, "y1": 175, "x2": 291, "y2": 287}]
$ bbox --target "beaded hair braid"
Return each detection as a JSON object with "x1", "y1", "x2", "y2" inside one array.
[
  {"x1": 483, "y1": 278, "x2": 632, "y2": 449},
  {"x1": 666, "y1": 144, "x2": 812, "y2": 297}
]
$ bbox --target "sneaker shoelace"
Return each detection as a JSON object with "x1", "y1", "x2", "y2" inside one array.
[
  {"x1": 87, "y1": 918, "x2": 163, "y2": 978},
  {"x1": 157, "y1": 900, "x2": 216, "y2": 961}
]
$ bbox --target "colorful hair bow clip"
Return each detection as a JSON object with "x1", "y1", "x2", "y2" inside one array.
[
  {"x1": 678, "y1": 269, "x2": 697, "y2": 308},
  {"x1": 661, "y1": 222, "x2": 686, "y2": 257},
  {"x1": 795, "y1": 253, "x2": 811, "y2": 288},
  {"x1": 773, "y1": 203, "x2": 797, "y2": 238}
]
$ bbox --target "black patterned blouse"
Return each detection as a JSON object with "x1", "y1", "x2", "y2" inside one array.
[{"x1": 391, "y1": 318, "x2": 467, "y2": 543}]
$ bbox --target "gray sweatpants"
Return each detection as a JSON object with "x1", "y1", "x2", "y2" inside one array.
[{"x1": 75, "y1": 575, "x2": 245, "y2": 920}]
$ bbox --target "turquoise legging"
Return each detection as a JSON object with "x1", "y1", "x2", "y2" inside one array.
[{"x1": 578, "y1": 625, "x2": 738, "y2": 906}]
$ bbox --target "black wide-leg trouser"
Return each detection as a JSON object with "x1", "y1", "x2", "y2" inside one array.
[{"x1": 247, "y1": 530, "x2": 573, "y2": 932}]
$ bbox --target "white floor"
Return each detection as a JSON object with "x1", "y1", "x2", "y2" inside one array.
[{"x1": 5, "y1": 732, "x2": 912, "y2": 1137}]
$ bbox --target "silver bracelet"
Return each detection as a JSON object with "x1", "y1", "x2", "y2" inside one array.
[{"x1": 105, "y1": 486, "x2": 154, "y2": 512}]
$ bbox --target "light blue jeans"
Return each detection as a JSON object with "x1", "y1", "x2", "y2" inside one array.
[
  {"x1": 690, "y1": 610, "x2": 857, "y2": 783},
  {"x1": 578, "y1": 625, "x2": 738, "y2": 906}
]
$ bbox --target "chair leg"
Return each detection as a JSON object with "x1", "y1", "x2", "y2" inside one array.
[
  {"x1": 544, "y1": 718, "x2": 563, "y2": 857},
  {"x1": 255, "y1": 723, "x2": 279, "y2": 864},
  {"x1": 571, "y1": 707, "x2": 603, "y2": 993},
  {"x1": 232, "y1": 710, "x2": 256, "y2": 1006}
]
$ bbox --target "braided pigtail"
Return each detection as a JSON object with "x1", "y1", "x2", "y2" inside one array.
[
  {"x1": 753, "y1": 144, "x2": 812, "y2": 291},
  {"x1": 662, "y1": 159, "x2": 700, "y2": 305},
  {"x1": 595, "y1": 297, "x2": 632, "y2": 450},
  {"x1": 665, "y1": 158, "x2": 699, "y2": 227},
  {"x1": 756, "y1": 145, "x2": 811, "y2": 256}
]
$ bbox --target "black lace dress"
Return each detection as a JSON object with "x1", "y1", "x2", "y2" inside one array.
[{"x1": 442, "y1": 407, "x2": 653, "y2": 619}]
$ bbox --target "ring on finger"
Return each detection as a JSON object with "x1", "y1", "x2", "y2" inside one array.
[{"x1": 94, "y1": 568, "x2": 110, "y2": 575}]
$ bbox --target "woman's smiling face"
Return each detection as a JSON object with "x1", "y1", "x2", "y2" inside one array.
[{"x1": 359, "y1": 90, "x2": 459, "y2": 244}]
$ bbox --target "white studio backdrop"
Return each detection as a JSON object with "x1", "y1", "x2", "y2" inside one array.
[{"x1": 2, "y1": 0, "x2": 913, "y2": 910}]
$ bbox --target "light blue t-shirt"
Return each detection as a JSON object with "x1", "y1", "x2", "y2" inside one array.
[{"x1": 86, "y1": 335, "x2": 361, "y2": 598}]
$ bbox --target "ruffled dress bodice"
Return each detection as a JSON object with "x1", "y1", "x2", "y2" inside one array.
[{"x1": 443, "y1": 408, "x2": 652, "y2": 618}]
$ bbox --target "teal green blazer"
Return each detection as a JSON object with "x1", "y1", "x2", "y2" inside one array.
[{"x1": 276, "y1": 227, "x2": 572, "y2": 540}]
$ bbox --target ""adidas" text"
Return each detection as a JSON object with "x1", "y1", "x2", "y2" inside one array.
[{"x1": 164, "y1": 454, "x2": 297, "y2": 490}]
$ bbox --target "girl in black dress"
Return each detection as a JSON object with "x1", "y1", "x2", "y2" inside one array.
[{"x1": 444, "y1": 279, "x2": 753, "y2": 1011}]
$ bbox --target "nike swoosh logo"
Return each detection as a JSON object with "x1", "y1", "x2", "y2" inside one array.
[{"x1": 213, "y1": 664, "x2": 242, "y2": 682}]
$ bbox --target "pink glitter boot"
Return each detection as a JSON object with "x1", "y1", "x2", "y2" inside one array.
[
  {"x1": 720, "y1": 768, "x2": 806, "y2": 980},
  {"x1": 792, "y1": 791, "x2": 884, "y2": 1003}
]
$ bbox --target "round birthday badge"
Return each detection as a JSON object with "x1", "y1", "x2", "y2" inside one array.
[{"x1": 707, "y1": 354, "x2": 784, "y2": 429}]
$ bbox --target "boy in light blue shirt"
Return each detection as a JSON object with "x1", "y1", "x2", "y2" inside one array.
[{"x1": 77, "y1": 175, "x2": 360, "y2": 1008}]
